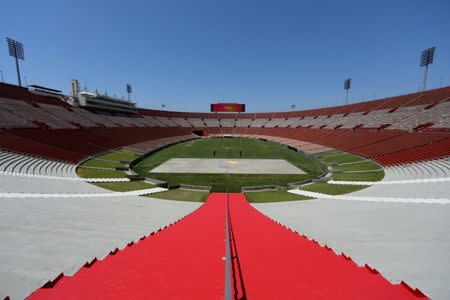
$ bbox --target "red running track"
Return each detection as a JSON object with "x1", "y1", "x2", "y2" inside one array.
[{"x1": 27, "y1": 193, "x2": 427, "y2": 299}]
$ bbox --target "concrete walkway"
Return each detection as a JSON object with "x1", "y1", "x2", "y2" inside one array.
[
  {"x1": 256, "y1": 179, "x2": 450, "y2": 299},
  {"x1": 0, "y1": 187, "x2": 167, "y2": 198},
  {"x1": 0, "y1": 195, "x2": 201, "y2": 299}
]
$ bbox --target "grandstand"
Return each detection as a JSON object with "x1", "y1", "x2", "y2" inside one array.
[
  {"x1": 0, "y1": 81, "x2": 449, "y2": 299},
  {"x1": 1, "y1": 82, "x2": 448, "y2": 165}
]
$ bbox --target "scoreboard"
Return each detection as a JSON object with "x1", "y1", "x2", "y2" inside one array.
[{"x1": 210, "y1": 103, "x2": 245, "y2": 113}]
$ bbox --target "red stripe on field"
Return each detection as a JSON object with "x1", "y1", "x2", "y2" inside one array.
[
  {"x1": 227, "y1": 193, "x2": 427, "y2": 299},
  {"x1": 28, "y1": 194, "x2": 227, "y2": 299}
]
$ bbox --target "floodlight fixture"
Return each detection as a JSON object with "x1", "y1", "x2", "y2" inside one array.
[
  {"x1": 126, "y1": 83, "x2": 132, "y2": 101},
  {"x1": 420, "y1": 47, "x2": 435, "y2": 91},
  {"x1": 6, "y1": 37, "x2": 25, "y2": 86},
  {"x1": 344, "y1": 78, "x2": 351, "y2": 104}
]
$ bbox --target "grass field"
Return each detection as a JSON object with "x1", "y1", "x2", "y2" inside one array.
[
  {"x1": 332, "y1": 171, "x2": 384, "y2": 181},
  {"x1": 97, "y1": 148, "x2": 142, "y2": 162},
  {"x1": 317, "y1": 151, "x2": 385, "y2": 182},
  {"x1": 76, "y1": 168, "x2": 126, "y2": 178},
  {"x1": 245, "y1": 190, "x2": 312, "y2": 203},
  {"x1": 318, "y1": 152, "x2": 365, "y2": 164},
  {"x1": 301, "y1": 183, "x2": 368, "y2": 195},
  {"x1": 317, "y1": 150, "x2": 341, "y2": 157},
  {"x1": 150, "y1": 189, "x2": 209, "y2": 202},
  {"x1": 94, "y1": 181, "x2": 155, "y2": 192},
  {"x1": 332, "y1": 161, "x2": 381, "y2": 171},
  {"x1": 77, "y1": 143, "x2": 383, "y2": 199},
  {"x1": 77, "y1": 148, "x2": 143, "y2": 179},
  {"x1": 133, "y1": 138, "x2": 325, "y2": 192},
  {"x1": 80, "y1": 159, "x2": 125, "y2": 168}
]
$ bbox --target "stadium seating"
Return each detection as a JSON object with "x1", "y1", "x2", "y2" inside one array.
[
  {"x1": 383, "y1": 157, "x2": 450, "y2": 180},
  {"x1": 0, "y1": 82, "x2": 448, "y2": 165},
  {"x1": 219, "y1": 118, "x2": 236, "y2": 127},
  {"x1": 1, "y1": 81, "x2": 448, "y2": 300},
  {"x1": 0, "y1": 150, "x2": 77, "y2": 177},
  {"x1": 126, "y1": 135, "x2": 198, "y2": 153},
  {"x1": 0, "y1": 127, "x2": 193, "y2": 163}
]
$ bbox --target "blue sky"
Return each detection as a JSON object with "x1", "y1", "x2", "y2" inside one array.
[{"x1": 1, "y1": 0, "x2": 449, "y2": 112}]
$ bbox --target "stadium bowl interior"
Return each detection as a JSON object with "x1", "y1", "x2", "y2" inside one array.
[{"x1": 0, "y1": 82, "x2": 449, "y2": 299}]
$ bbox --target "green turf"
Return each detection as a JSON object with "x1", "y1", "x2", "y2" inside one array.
[
  {"x1": 301, "y1": 183, "x2": 368, "y2": 195},
  {"x1": 77, "y1": 148, "x2": 141, "y2": 178},
  {"x1": 80, "y1": 159, "x2": 125, "y2": 168},
  {"x1": 96, "y1": 148, "x2": 142, "y2": 162},
  {"x1": 245, "y1": 190, "x2": 312, "y2": 203},
  {"x1": 333, "y1": 161, "x2": 381, "y2": 171},
  {"x1": 147, "y1": 173, "x2": 319, "y2": 193},
  {"x1": 332, "y1": 171, "x2": 384, "y2": 181},
  {"x1": 320, "y1": 153, "x2": 365, "y2": 164},
  {"x1": 133, "y1": 138, "x2": 325, "y2": 192},
  {"x1": 150, "y1": 189, "x2": 209, "y2": 202},
  {"x1": 93, "y1": 181, "x2": 155, "y2": 192},
  {"x1": 316, "y1": 150, "x2": 342, "y2": 157},
  {"x1": 76, "y1": 167, "x2": 126, "y2": 178}
]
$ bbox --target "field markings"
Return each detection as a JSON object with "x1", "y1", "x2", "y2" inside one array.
[{"x1": 149, "y1": 158, "x2": 306, "y2": 174}]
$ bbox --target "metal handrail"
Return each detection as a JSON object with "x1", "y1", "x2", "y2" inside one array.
[{"x1": 224, "y1": 190, "x2": 232, "y2": 300}]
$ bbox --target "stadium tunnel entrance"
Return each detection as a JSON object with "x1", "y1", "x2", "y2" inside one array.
[{"x1": 192, "y1": 129, "x2": 204, "y2": 137}]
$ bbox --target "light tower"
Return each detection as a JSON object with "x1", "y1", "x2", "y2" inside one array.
[
  {"x1": 6, "y1": 37, "x2": 25, "y2": 87},
  {"x1": 420, "y1": 47, "x2": 436, "y2": 91},
  {"x1": 344, "y1": 78, "x2": 351, "y2": 105},
  {"x1": 126, "y1": 83, "x2": 132, "y2": 101}
]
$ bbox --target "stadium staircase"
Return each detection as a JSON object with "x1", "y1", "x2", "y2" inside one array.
[
  {"x1": 27, "y1": 193, "x2": 428, "y2": 299},
  {"x1": 0, "y1": 150, "x2": 77, "y2": 177}
]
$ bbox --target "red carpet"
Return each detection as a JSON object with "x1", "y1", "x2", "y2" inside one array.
[
  {"x1": 28, "y1": 194, "x2": 227, "y2": 299},
  {"x1": 28, "y1": 193, "x2": 427, "y2": 299},
  {"x1": 227, "y1": 193, "x2": 426, "y2": 299}
]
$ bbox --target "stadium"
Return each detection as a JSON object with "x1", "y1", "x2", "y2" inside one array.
[{"x1": 1, "y1": 2, "x2": 450, "y2": 300}]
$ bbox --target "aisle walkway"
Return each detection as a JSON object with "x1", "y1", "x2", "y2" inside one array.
[
  {"x1": 28, "y1": 194, "x2": 226, "y2": 299},
  {"x1": 26, "y1": 193, "x2": 426, "y2": 299},
  {"x1": 227, "y1": 193, "x2": 425, "y2": 299}
]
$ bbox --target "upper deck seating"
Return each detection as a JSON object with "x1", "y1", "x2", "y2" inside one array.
[
  {"x1": 263, "y1": 118, "x2": 286, "y2": 128},
  {"x1": 0, "y1": 98, "x2": 75, "y2": 129},
  {"x1": 250, "y1": 118, "x2": 270, "y2": 127},
  {"x1": 235, "y1": 118, "x2": 252, "y2": 127},
  {"x1": 39, "y1": 104, "x2": 98, "y2": 128},
  {"x1": 187, "y1": 118, "x2": 206, "y2": 127},
  {"x1": 171, "y1": 118, "x2": 192, "y2": 127},
  {"x1": 155, "y1": 116, "x2": 177, "y2": 127},
  {"x1": 0, "y1": 103, "x2": 37, "y2": 128},
  {"x1": 219, "y1": 118, "x2": 236, "y2": 127},
  {"x1": 203, "y1": 119, "x2": 220, "y2": 127}
]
